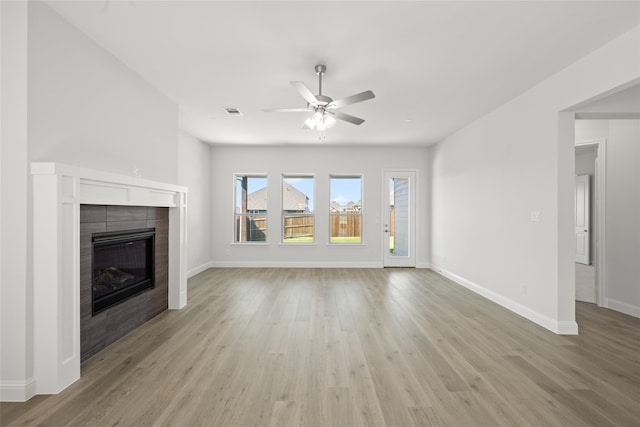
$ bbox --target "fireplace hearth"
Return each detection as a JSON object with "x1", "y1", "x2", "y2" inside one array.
[{"x1": 92, "y1": 228, "x2": 155, "y2": 314}]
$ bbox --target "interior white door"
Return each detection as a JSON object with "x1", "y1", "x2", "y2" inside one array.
[
  {"x1": 575, "y1": 174, "x2": 590, "y2": 265},
  {"x1": 383, "y1": 170, "x2": 416, "y2": 267}
]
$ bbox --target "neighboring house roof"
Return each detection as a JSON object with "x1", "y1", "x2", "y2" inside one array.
[
  {"x1": 282, "y1": 182, "x2": 309, "y2": 211},
  {"x1": 245, "y1": 182, "x2": 309, "y2": 212},
  {"x1": 330, "y1": 200, "x2": 362, "y2": 212},
  {"x1": 247, "y1": 187, "x2": 267, "y2": 211}
]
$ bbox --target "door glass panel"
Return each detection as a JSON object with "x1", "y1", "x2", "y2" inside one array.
[{"x1": 389, "y1": 177, "x2": 409, "y2": 256}]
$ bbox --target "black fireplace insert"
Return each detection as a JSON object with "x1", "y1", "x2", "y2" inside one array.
[{"x1": 92, "y1": 228, "x2": 155, "y2": 315}]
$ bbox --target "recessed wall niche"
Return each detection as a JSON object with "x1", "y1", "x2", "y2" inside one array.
[{"x1": 80, "y1": 205, "x2": 169, "y2": 362}]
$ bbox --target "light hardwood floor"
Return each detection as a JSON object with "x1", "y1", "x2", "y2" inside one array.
[{"x1": 2, "y1": 268, "x2": 640, "y2": 426}]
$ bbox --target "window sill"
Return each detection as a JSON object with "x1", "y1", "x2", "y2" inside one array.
[
  {"x1": 278, "y1": 243, "x2": 318, "y2": 247},
  {"x1": 230, "y1": 242, "x2": 269, "y2": 246}
]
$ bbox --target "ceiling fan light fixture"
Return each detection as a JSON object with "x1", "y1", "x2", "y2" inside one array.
[
  {"x1": 324, "y1": 114, "x2": 336, "y2": 129},
  {"x1": 312, "y1": 110, "x2": 324, "y2": 125},
  {"x1": 304, "y1": 117, "x2": 315, "y2": 129}
]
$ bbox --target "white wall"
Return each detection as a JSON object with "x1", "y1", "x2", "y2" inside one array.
[
  {"x1": 576, "y1": 120, "x2": 640, "y2": 317},
  {"x1": 576, "y1": 83, "x2": 640, "y2": 117},
  {"x1": 1, "y1": 0, "x2": 33, "y2": 402},
  {"x1": 607, "y1": 120, "x2": 640, "y2": 316},
  {"x1": 210, "y1": 146, "x2": 430, "y2": 267},
  {"x1": 27, "y1": 1, "x2": 178, "y2": 184},
  {"x1": 575, "y1": 149, "x2": 596, "y2": 176},
  {"x1": 429, "y1": 25, "x2": 640, "y2": 334},
  {"x1": 1, "y1": 2, "x2": 181, "y2": 401},
  {"x1": 576, "y1": 120, "x2": 609, "y2": 142},
  {"x1": 178, "y1": 131, "x2": 212, "y2": 276}
]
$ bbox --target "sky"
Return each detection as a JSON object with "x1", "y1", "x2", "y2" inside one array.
[
  {"x1": 237, "y1": 176, "x2": 362, "y2": 212},
  {"x1": 329, "y1": 177, "x2": 362, "y2": 206}
]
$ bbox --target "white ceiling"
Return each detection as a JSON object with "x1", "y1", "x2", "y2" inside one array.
[{"x1": 45, "y1": 1, "x2": 640, "y2": 147}]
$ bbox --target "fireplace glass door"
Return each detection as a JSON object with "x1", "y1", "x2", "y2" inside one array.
[{"x1": 92, "y1": 228, "x2": 155, "y2": 314}]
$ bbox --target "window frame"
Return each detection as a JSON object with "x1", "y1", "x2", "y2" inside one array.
[
  {"x1": 328, "y1": 174, "x2": 363, "y2": 245},
  {"x1": 233, "y1": 173, "x2": 268, "y2": 244},
  {"x1": 281, "y1": 174, "x2": 316, "y2": 244}
]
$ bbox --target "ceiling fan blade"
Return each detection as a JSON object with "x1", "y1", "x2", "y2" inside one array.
[
  {"x1": 291, "y1": 81, "x2": 318, "y2": 106},
  {"x1": 262, "y1": 108, "x2": 311, "y2": 113},
  {"x1": 327, "y1": 110, "x2": 365, "y2": 125},
  {"x1": 327, "y1": 90, "x2": 375, "y2": 109}
]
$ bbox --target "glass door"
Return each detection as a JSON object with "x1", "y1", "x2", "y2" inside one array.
[{"x1": 383, "y1": 170, "x2": 416, "y2": 267}]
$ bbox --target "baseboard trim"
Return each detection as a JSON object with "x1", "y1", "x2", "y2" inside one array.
[
  {"x1": 208, "y1": 261, "x2": 383, "y2": 268},
  {"x1": 416, "y1": 262, "x2": 431, "y2": 269},
  {"x1": 606, "y1": 298, "x2": 640, "y2": 319},
  {"x1": 556, "y1": 320, "x2": 580, "y2": 335},
  {"x1": 0, "y1": 377, "x2": 36, "y2": 402},
  {"x1": 187, "y1": 261, "x2": 214, "y2": 278},
  {"x1": 431, "y1": 265, "x2": 578, "y2": 335}
]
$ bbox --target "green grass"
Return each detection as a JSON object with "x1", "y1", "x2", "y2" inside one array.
[
  {"x1": 282, "y1": 236, "x2": 363, "y2": 243},
  {"x1": 329, "y1": 236, "x2": 361, "y2": 243},
  {"x1": 281, "y1": 236, "x2": 391, "y2": 247},
  {"x1": 283, "y1": 236, "x2": 314, "y2": 243}
]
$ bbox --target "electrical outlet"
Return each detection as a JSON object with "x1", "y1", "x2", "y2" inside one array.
[
  {"x1": 530, "y1": 211, "x2": 541, "y2": 222},
  {"x1": 521, "y1": 283, "x2": 527, "y2": 295},
  {"x1": 132, "y1": 166, "x2": 141, "y2": 178}
]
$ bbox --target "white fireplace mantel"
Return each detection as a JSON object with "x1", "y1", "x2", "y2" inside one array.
[{"x1": 31, "y1": 162, "x2": 188, "y2": 395}]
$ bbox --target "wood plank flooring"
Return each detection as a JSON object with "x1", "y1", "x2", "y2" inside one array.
[{"x1": 2, "y1": 268, "x2": 640, "y2": 426}]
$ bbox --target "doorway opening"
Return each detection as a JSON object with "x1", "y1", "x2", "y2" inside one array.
[
  {"x1": 574, "y1": 138, "x2": 606, "y2": 306},
  {"x1": 561, "y1": 80, "x2": 640, "y2": 326}
]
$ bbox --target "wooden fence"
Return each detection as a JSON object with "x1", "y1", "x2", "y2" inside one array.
[
  {"x1": 329, "y1": 214, "x2": 361, "y2": 238},
  {"x1": 235, "y1": 214, "x2": 267, "y2": 242},
  {"x1": 283, "y1": 215, "x2": 314, "y2": 238},
  {"x1": 236, "y1": 210, "x2": 389, "y2": 241}
]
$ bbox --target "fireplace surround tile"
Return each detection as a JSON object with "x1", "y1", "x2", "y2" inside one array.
[
  {"x1": 80, "y1": 205, "x2": 169, "y2": 362},
  {"x1": 106, "y1": 205, "x2": 148, "y2": 222},
  {"x1": 106, "y1": 220, "x2": 149, "y2": 232},
  {"x1": 80, "y1": 205, "x2": 107, "y2": 223}
]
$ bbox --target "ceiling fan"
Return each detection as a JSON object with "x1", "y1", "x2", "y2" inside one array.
[{"x1": 263, "y1": 64, "x2": 375, "y2": 131}]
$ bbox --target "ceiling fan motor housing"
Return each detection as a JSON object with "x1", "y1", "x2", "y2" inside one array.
[{"x1": 313, "y1": 95, "x2": 332, "y2": 106}]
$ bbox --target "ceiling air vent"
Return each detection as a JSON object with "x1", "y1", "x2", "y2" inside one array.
[{"x1": 224, "y1": 107, "x2": 243, "y2": 116}]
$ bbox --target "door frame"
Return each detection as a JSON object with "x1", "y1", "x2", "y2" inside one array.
[
  {"x1": 575, "y1": 138, "x2": 607, "y2": 307},
  {"x1": 382, "y1": 169, "x2": 417, "y2": 267}
]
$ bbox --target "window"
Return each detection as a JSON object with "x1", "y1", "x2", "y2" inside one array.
[
  {"x1": 234, "y1": 175, "x2": 267, "y2": 242},
  {"x1": 282, "y1": 175, "x2": 314, "y2": 243},
  {"x1": 329, "y1": 175, "x2": 362, "y2": 243}
]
